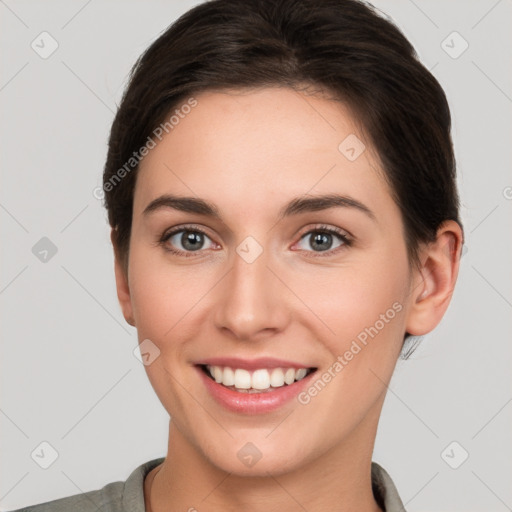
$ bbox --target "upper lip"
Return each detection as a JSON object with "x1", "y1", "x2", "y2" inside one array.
[{"x1": 194, "y1": 357, "x2": 317, "y2": 371}]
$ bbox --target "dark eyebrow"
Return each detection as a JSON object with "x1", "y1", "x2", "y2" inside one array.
[
  {"x1": 278, "y1": 194, "x2": 376, "y2": 222},
  {"x1": 143, "y1": 195, "x2": 222, "y2": 218},
  {"x1": 143, "y1": 193, "x2": 376, "y2": 222}
]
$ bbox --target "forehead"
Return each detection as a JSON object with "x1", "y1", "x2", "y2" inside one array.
[{"x1": 134, "y1": 87, "x2": 393, "y2": 220}]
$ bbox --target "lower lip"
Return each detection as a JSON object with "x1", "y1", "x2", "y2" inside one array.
[{"x1": 197, "y1": 366, "x2": 316, "y2": 415}]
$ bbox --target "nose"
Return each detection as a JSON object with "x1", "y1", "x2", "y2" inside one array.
[{"x1": 213, "y1": 243, "x2": 290, "y2": 342}]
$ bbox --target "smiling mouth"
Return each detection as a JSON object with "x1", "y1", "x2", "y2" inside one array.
[{"x1": 199, "y1": 364, "x2": 317, "y2": 393}]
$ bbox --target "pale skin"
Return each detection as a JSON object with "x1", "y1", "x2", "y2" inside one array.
[{"x1": 111, "y1": 87, "x2": 463, "y2": 512}]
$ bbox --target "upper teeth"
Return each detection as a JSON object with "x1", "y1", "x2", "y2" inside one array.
[{"x1": 206, "y1": 365, "x2": 310, "y2": 391}]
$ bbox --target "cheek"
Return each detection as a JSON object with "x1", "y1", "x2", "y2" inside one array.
[
  {"x1": 127, "y1": 248, "x2": 205, "y2": 418},
  {"x1": 292, "y1": 263, "x2": 408, "y2": 435},
  {"x1": 296, "y1": 257, "x2": 408, "y2": 354},
  {"x1": 128, "y1": 244, "x2": 207, "y2": 339}
]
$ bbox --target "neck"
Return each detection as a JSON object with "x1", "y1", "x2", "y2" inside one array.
[{"x1": 147, "y1": 410, "x2": 384, "y2": 512}]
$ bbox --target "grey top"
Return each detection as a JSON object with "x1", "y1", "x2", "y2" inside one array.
[{"x1": 9, "y1": 457, "x2": 406, "y2": 512}]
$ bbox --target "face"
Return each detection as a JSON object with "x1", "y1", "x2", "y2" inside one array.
[{"x1": 119, "y1": 87, "x2": 418, "y2": 476}]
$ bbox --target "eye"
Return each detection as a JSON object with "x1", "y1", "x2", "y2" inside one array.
[
  {"x1": 159, "y1": 223, "x2": 352, "y2": 258},
  {"x1": 294, "y1": 225, "x2": 352, "y2": 256},
  {"x1": 159, "y1": 225, "x2": 217, "y2": 257}
]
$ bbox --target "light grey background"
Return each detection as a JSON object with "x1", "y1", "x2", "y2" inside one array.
[{"x1": 1, "y1": 1, "x2": 511, "y2": 510}]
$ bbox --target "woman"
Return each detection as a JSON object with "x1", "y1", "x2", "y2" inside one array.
[{"x1": 11, "y1": 0, "x2": 463, "y2": 510}]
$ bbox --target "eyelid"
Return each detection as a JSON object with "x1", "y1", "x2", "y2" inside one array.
[
  {"x1": 160, "y1": 223, "x2": 213, "y2": 240},
  {"x1": 159, "y1": 223, "x2": 353, "y2": 257},
  {"x1": 291, "y1": 224, "x2": 353, "y2": 256},
  {"x1": 295, "y1": 223, "x2": 352, "y2": 242},
  {"x1": 158, "y1": 223, "x2": 217, "y2": 257}
]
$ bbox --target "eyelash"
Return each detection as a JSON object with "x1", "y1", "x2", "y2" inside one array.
[{"x1": 158, "y1": 223, "x2": 353, "y2": 258}]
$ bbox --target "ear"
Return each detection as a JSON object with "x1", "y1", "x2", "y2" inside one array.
[
  {"x1": 111, "y1": 229, "x2": 136, "y2": 327},
  {"x1": 405, "y1": 220, "x2": 464, "y2": 336}
]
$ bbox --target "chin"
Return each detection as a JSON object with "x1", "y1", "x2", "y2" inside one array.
[
  {"x1": 209, "y1": 447, "x2": 303, "y2": 477},
  {"x1": 196, "y1": 430, "x2": 314, "y2": 477}
]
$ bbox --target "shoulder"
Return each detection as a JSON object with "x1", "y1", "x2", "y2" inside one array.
[
  {"x1": 11, "y1": 482, "x2": 124, "y2": 512},
  {"x1": 6, "y1": 457, "x2": 165, "y2": 512},
  {"x1": 7, "y1": 481, "x2": 124, "y2": 512},
  {"x1": 371, "y1": 461, "x2": 407, "y2": 512}
]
